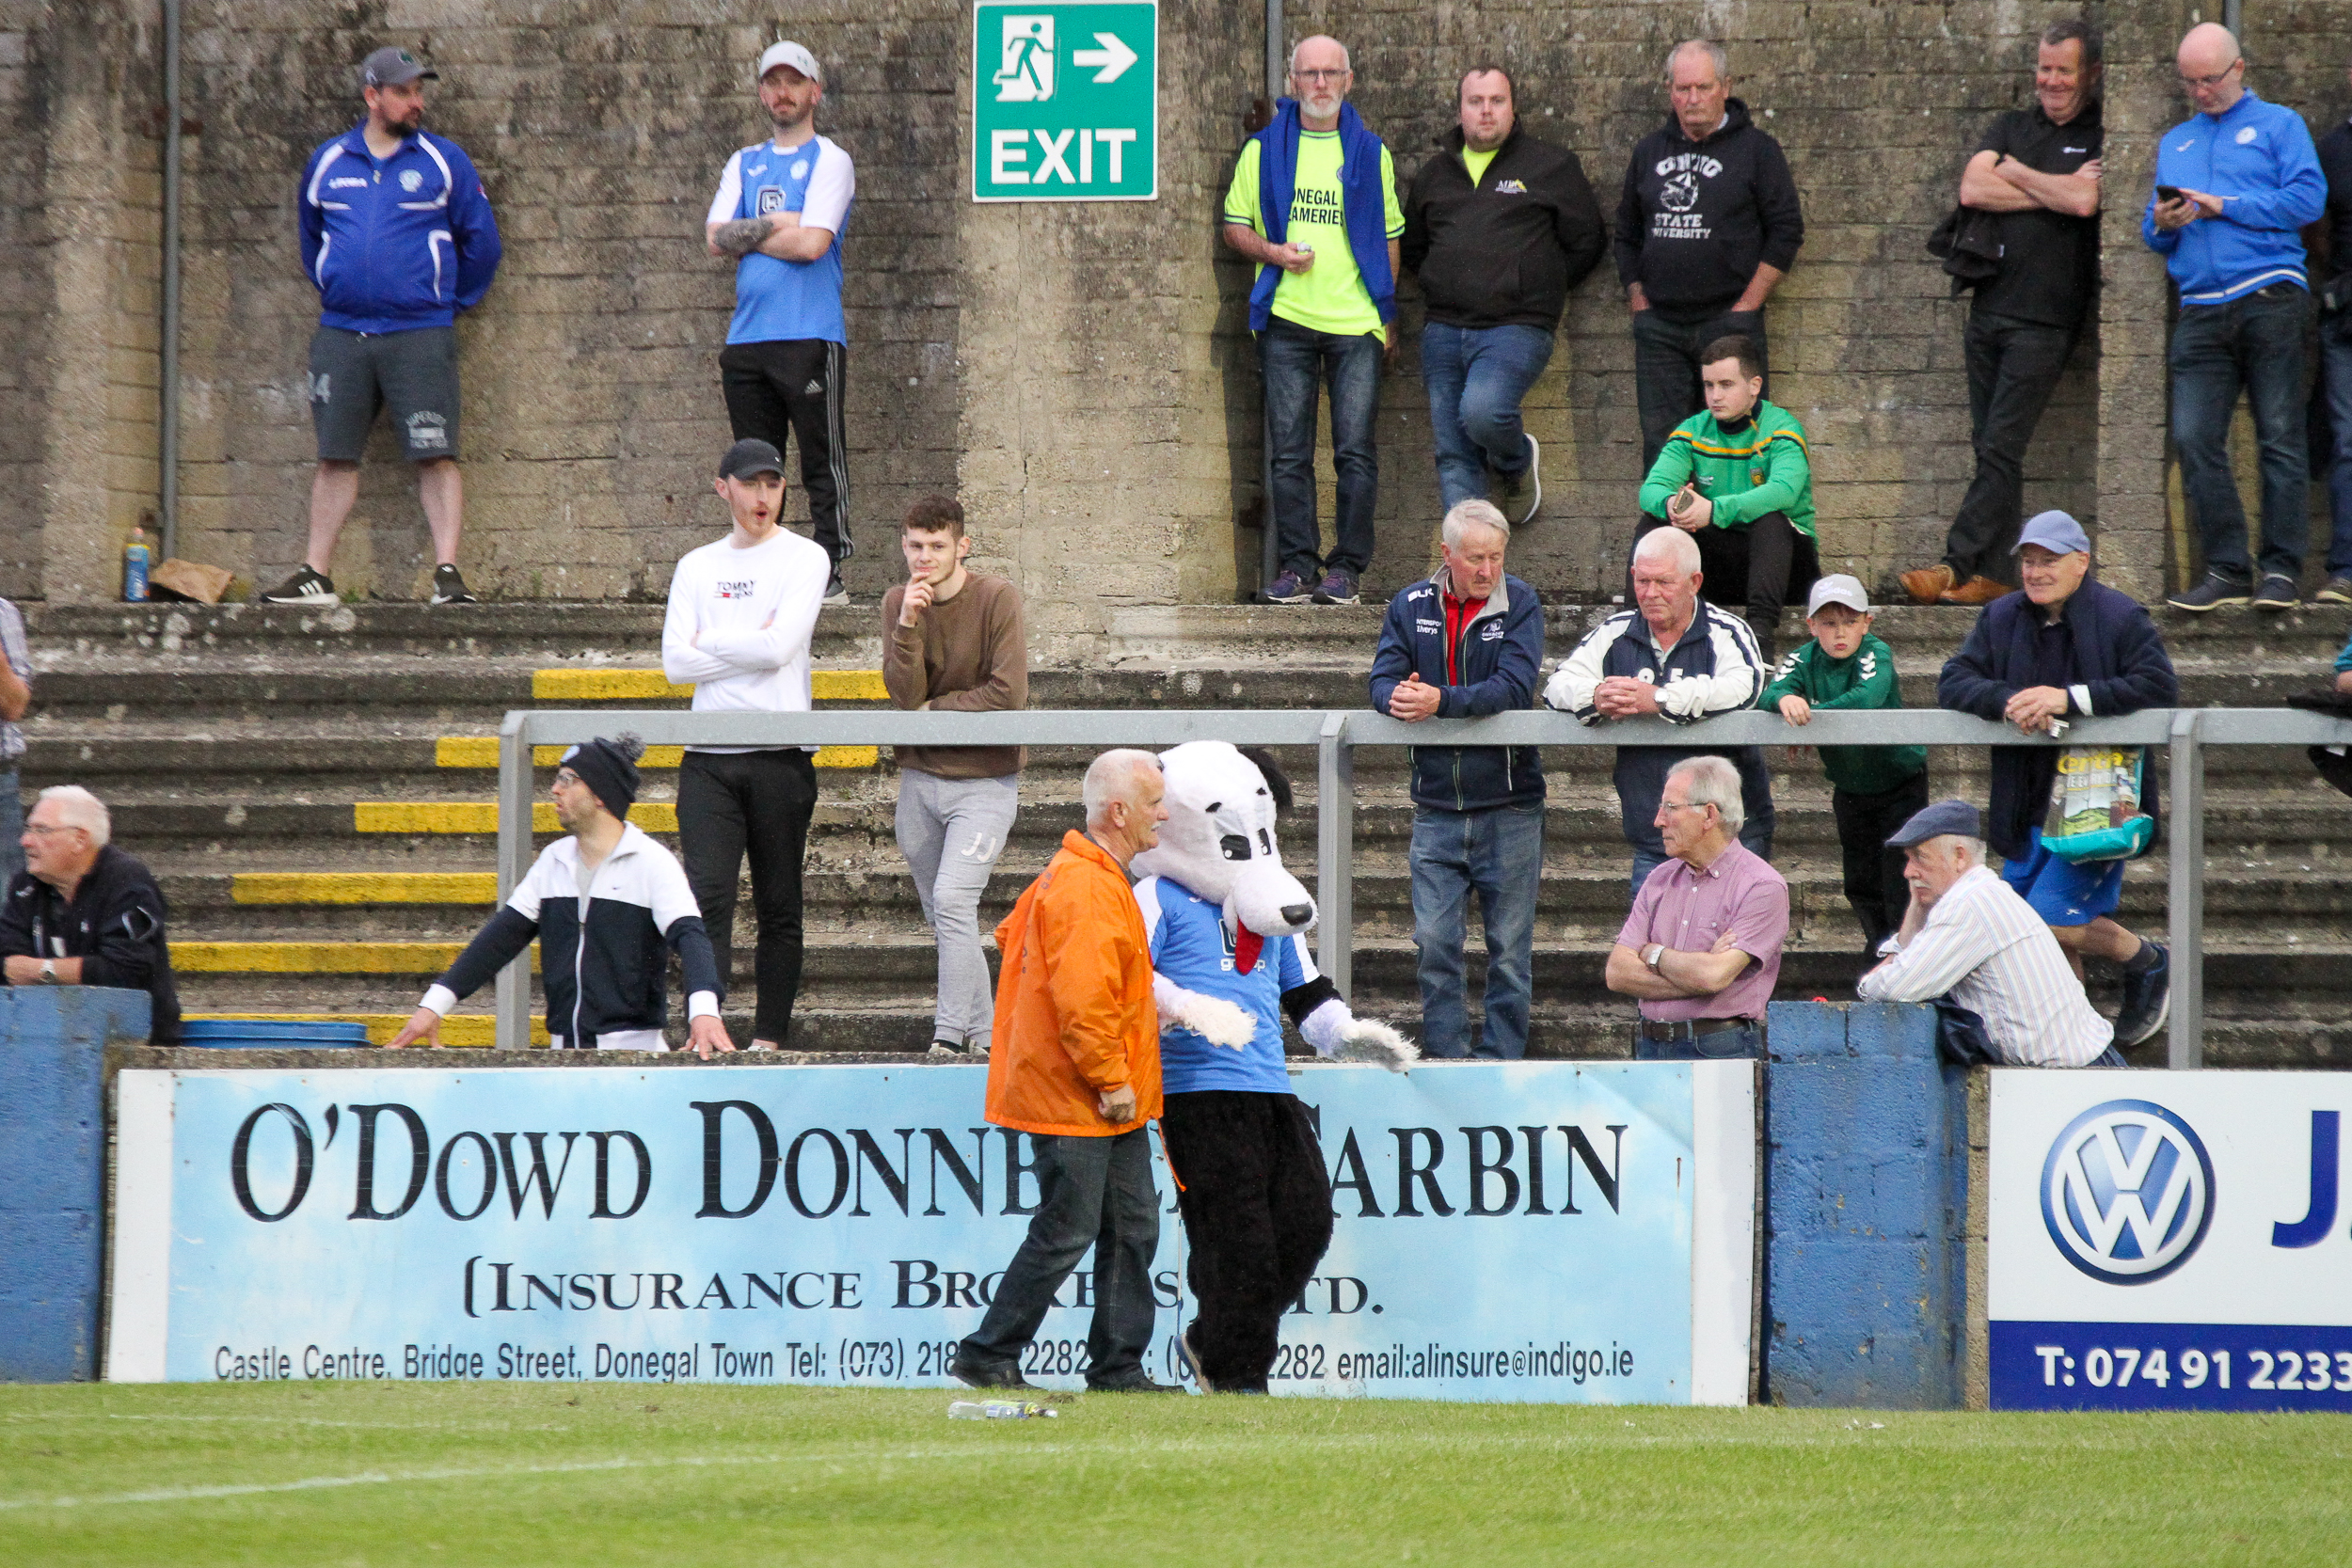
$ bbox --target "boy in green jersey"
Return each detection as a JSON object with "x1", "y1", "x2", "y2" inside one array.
[
  {"x1": 1758, "y1": 576, "x2": 1930, "y2": 954},
  {"x1": 1635, "y1": 334, "x2": 1818, "y2": 660}
]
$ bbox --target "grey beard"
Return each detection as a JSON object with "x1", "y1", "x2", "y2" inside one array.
[{"x1": 711, "y1": 216, "x2": 775, "y2": 257}]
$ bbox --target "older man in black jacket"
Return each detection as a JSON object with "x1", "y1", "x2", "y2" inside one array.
[
  {"x1": 1, "y1": 784, "x2": 181, "y2": 1042},
  {"x1": 1403, "y1": 66, "x2": 1605, "y2": 527},
  {"x1": 1938, "y1": 510, "x2": 2177, "y2": 1048}
]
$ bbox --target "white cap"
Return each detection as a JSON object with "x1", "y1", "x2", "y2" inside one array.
[
  {"x1": 757, "y1": 40, "x2": 823, "y2": 86},
  {"x1": 1805, "y1": 574, "x2": 1872, "y2": 617}
]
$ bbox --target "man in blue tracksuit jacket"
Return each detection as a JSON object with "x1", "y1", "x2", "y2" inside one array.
[
  {"x1": 2145, "y1": 23, "x2": 2326, "y2": 613},
  {"x1": 269, "y1": 46, "x2": 502, "y2": 610},
  {"x1": 1367, "y1": 500, "x2": 1545, "y2": 1058}
]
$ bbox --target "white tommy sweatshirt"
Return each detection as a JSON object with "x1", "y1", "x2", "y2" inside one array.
[{"x1": 660, "y1": 528, "x2": 830, "y2": 752}]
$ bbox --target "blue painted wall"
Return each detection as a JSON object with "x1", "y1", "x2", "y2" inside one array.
[
  {"x1": 0, "y1": 986, "x2": 151, "y2": 1382},
  {"x1": 1764, "y1": 1000, "x2": 1967, "y2": 1408}
]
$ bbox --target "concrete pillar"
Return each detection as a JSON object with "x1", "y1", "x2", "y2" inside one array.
[
  {"x1": 1764, "y1": 999, "x2": 1968, "y2": 1408},
  {"x1": 0, "y1": 986, "x2": 152, "y2": 1382}
]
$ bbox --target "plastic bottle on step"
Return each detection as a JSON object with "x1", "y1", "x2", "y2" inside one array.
[{"x1": 122, "y1": 524, "x2": 151, "y2": 602}]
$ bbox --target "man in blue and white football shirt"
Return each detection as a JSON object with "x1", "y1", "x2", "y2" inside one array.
[{"x1": 707, "y1": 41, "x2": 858, "y2": 605}]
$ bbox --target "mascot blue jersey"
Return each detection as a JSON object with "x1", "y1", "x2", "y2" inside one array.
[{"x1": 1135, "y1": 875, "x2": 1310, "y2": 1095}]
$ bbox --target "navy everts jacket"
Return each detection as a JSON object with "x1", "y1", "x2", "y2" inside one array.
[
  {"x1": 1368, "y1": 569, "x2": 1545, "y2": 812},
  {"x1": 1938, "y1": 580, "x2": 2179, "y2": 863}
]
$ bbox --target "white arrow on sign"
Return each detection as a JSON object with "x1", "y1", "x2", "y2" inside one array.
[{"x1": 1071, "y1": 31, "x2": 1138, "y2": 84}]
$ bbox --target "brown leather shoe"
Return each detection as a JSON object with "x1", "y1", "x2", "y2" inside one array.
[
  {"x1": 1939, "y1": 575, "x2": 2011, "y2": 606},
  {"x1": 1898, "y1": 563, "x2": 1956, "y2": 605}
]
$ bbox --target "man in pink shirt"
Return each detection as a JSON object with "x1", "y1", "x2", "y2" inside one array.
[{"x1": 1606, "y1": 754, "x2": 1788, "y2": 1058}]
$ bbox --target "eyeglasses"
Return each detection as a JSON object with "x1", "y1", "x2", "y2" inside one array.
[
  {"x1": 23, "y1": 822, "x2": 81, "y2": 836},
  {"x1": 552, "y1": 768, "x2": 583, "y2": 789},
  {"x1": 1291, "y1": 68, "x2": 1347, "y2": 83},
  {"x1": 2178, "y1": 62, "x2": 2241, "y2": 90},
  {"x1": 1661, "y1": 800, "x2": 1712, "y2": 816}
]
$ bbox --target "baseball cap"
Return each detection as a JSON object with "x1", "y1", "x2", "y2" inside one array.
[
  {"x1": 1886, "y1": 799, "x2": 1985, "y2": 848},
  {"x1": 2013, "y1": 509, "x2": 2091, "y2": 556},
  {"x1": 718, "y1": 438, "x2": 787, "y2": 482},
  {"x1": 757, "y1": 40, "x2": 824, "y2": 85},
  {"x1": 1804, "y1": 574, "x2": 1872, "y2": 618},
  {"x1": 360, "y1": 47, "x2": 437, "y2": 88}
]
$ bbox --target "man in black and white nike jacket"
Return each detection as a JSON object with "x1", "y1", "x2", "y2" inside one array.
[{"x1": 390, "y1": 735, "x2": 732, "y2": 1055}]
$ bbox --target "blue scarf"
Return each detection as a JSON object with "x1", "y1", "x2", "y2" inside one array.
[{"x1": 1248, "y1": 98, "x2": 1394, "y2": 331}]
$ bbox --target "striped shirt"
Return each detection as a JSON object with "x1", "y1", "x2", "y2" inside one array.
[{"x1": 1856, "y1": 864, "x2": 2112, "y2": 1067}]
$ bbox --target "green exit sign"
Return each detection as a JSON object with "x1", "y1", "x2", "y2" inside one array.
[{"x1": 971, "y1": 0, "x2": 1157, "y2": 202}]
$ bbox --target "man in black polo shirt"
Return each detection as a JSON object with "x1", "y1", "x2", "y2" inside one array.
[
  {"x1": 1900, "y1": 20, "x2": 2104, "y2": 608},
  {"x1": 1402, "y1": 65, "x2": 1605, "y2": 527}
]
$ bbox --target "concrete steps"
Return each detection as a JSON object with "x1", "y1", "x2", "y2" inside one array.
[{"x1": 17, "y1": 597, "x2": 2352, "y2": 1060}]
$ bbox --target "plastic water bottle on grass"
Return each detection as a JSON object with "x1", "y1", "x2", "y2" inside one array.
[{"x1": 948, "y1": 1400, "x2": 1057, "y2": 1420}]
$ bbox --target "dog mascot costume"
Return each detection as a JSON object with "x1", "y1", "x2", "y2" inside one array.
[{"x1": 1134, "y1": 741, "x2": 1415, "y2": 1393}]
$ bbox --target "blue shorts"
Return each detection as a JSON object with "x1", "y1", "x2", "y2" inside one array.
[{"x1": 2000, "y1": 829, "x2": 2124, "y2": 927}]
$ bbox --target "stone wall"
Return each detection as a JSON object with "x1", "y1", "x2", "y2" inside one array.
[{"x1": 11, "y1": 1, "x2": 2352, "y2": 613}]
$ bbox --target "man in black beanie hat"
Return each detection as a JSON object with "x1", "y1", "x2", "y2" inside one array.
[{"x1": 391, "y1": 734, "x2": 733, "y2": 1054}]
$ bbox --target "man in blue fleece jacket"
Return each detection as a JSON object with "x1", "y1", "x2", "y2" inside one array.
[{"x1": 2145, "y1": 24, "x2": 2326, "y2": 614}]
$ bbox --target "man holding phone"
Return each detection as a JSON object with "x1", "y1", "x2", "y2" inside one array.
[
  {"x1": 2145, "y1": 22, "x2": 2326, "y2": 612},
  {"x1": 882, "y1": 496, "x2": 1028, "y2": 1056}
]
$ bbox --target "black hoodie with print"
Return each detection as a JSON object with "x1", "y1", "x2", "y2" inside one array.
[{"x1": 1613, "y1": 97, "x2": 1804, "y2": 320}]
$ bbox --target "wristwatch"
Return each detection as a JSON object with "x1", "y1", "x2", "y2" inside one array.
[
  {"x1": 1641, "y1": 943, "x2": 1666, "y2": 973},
  {"x1": 38, "y1": 960, "x2": 57, "y2": 984}
]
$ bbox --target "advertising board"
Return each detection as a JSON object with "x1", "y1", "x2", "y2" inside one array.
[
  {"x1": 1989, "y1": 1070, "x2": 2352, "y2": 1411},
  {"x1": 107, "y1": 1061, "x2": 1753, "y2": 1402}
]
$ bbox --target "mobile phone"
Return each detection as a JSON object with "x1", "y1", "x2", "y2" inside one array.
[{"x1": 2156, "y1": 185, "x2": 2184, "y2": 203}]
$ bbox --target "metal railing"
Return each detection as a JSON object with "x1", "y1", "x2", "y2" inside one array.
[{"x1": 494, "y1": 705, "x2": 2352, "y2": 1066}]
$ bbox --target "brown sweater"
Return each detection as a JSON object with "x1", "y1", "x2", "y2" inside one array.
[{"x1": 881, "y1": 571, "x2": 1028, "y2": 779}]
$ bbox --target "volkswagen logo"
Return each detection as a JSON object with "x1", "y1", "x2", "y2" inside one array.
[{"x1": 2042, "y1": 1100, "x2": 2215, "y2": 1284}]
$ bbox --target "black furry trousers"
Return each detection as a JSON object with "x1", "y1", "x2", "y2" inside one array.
[{"x1": 1158, "y1": 1089, "x2": 1334, "y2": 1393}]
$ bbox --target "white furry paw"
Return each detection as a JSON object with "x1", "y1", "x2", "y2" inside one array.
[
  {"x1": 1334, "y1": 1018, "x2": 1419, "y2": 1073},
  {"x1": 1154, "y1": 975, "x2": 1258, "y2": 1051}
]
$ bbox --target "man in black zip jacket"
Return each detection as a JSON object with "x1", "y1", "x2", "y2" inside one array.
[
  {"x1": 2, "y1": 785, "x2": 181, "y2": 1043},
  {"x1": 1402, "y1": 66, "x2": 1605, "y2": 527},
  {"x1": 1368, "y1": 500, "x2": 1546, "y2": 1059},
  {"x1": 389, "y1": 735, "x2": 733, "y2": 1055},
  {"x1": 1615, "y1": 40, "x2": 1804, "y2": 469}
]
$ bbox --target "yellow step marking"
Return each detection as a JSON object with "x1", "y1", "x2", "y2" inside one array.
[
  {"x1": 354, "y1": 802, "x2": 680, "y2": 834},
  {"x1": 435, "y1": 737, "x2": 878, "y2": 769},
  {"x1": 232, "y1": 872, "x2": 499, "y2": 905},
  {"x1": 172, "y1": 942, "x2": 538, "y2": 975},
  {"x1": 527, "y1": 668, "x2": 885, "y2": 702},
  {"x1": 186, "y1": 1012, "x2": 550, "y2": 1048}
]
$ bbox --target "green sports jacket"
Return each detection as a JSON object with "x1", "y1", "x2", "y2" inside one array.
[
  {"x1": 1756, "y1": 632, "x2": 1927, "y2": 795},
  {"x1": 1639, "y1": 399, "x2": 1816, "y2": 539}
]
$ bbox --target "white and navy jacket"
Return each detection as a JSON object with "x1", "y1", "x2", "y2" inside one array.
[
  {"x1": 421, "y1": 824, "x2": 720, "y2": 1050},
  {"x1": 299, "y1": 122, "x2": 502, "y2": 334},
  {"x1": 1545, "y1": 600, "x2": 1774, "y2": 856}
]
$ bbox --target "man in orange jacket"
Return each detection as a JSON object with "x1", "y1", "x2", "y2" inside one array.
[{"x1": 951, "y1": 748, "x2": 1183, "y2": 1393}]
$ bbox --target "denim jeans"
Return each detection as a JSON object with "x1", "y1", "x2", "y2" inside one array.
[
  {"x1": 2315, "y1": 309, "x2": 2352, "y2": 577},
  {"x1": 1409, "y1": 800, "x2": 1545, "y2": 1059},
  {"x1": 1422, "y1": 322, "x2": 1554, "y2": 511},
  {"x1": 1262, "y1": 318, "x2": 1383, "y2": 578},
  {"x1": 0, "y1": 768, "x2": 20, "y2": 885},
  {"x1": 1633, "y1": 1022, "x2": 1763, "y2": 1061},
  {"x1": 959, "y1": 1128, "x2": 1162, "y2": 1387},
  {"x1": 1947, "y1": 310, "x2": 2076, "y2": 582},
  {"x1": 1631, "y1": 307, "x2": 1770, "y2": 472},
  {"x1": 2169, "y1": 284, "x2": 2312, "y2": 582}
]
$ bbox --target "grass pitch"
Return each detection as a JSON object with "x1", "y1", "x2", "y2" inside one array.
[{"x1": 2, "y1": 1384, "x2": 2346, "y2": 1566}]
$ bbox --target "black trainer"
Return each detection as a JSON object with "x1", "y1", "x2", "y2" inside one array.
[
  {"x1": 431, "y1": 563, "x2": 478, "y2": 605},
  {"x1": 948, "y1": 1346, "x2": 1033, "y2": 1390},
  {"x1": 2316, "y1": 576, "x2": 2352, "y2": 606},
  {"x1": 1259, "y1": 568, "x2": 1311, "y2": 605},
  {"x1": 2114, "y1": 942, "x2": 2171, "y2": 1048},
  {"x1": 1085, "y1": 1376, "x2": 1188, "y2": 1393},
  {"x1": 2251, "y1": 574, "x2": 2298, "y2": 611},
  {"x1": 822, "y1": 568, "x2": 849, "y2": 607},
  {"x1": 2166, "y1": 573, "x2": 2252, "y2": 612},
  {"x1": 1311, "y1": 568, "x2": 1360, "y2": 606},
  {"x1": 261, "y1": 566, "x2": 338, "y2": 606}
]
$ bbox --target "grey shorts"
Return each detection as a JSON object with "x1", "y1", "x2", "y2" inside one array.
[{"x1": 308, "y1": 325, "x2": 460, "y2": 463}]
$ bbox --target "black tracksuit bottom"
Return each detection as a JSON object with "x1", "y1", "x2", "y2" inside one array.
[
  {"x1": 677, "y1": 748, "x2": 817, "y2": 1042},
  {"x1": 1157, "y1": 1090, "x2": 1333, "y2": 1393},
  {"x1": 719, "y1": 338, "x2": 852, "y2": 565},
  {"x1": 1832, "y1": 771, "x2": 1931, "y2": 956}
]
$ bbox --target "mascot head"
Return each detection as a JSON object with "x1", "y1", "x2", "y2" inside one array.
[{"x1": 1132, "y1": 740, "x2": 1313, "y2": 974}]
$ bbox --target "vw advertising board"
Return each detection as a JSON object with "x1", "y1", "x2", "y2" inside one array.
[
  {"x1": 106, "y1": 1061, "x2": 1755, "y2": 1402},
  {"x1": 1989, "y1": 1070, "x2": 2352, "y2": 1411}
]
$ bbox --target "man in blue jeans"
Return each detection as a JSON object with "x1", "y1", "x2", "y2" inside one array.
[
  {"x1": 1368, "y1": 500, "x2": 1545, "y2": 1058},
  {"x1": 1223, "y1": 35, "x2": 1403, "y2": 608},
  {"x1": 2307, "y1": 57, "x2": 2352, "y2": 608},
  {"x1": 1402, "y1": 66, "x2": 1604, "y2": 525},
  {"x1": 2146, "y1": 24, "x2": 2326, "y2": 613}
]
